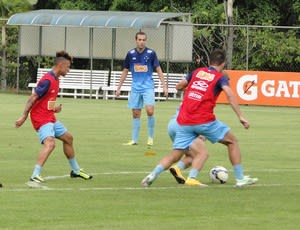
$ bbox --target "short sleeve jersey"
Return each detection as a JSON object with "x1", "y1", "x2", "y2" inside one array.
[
  {"x1": 177, "y1": 67, "x2": 229, "y2": 125},
  {"x1": 30, "y1": 71, "x2": 59, "y2": 130},
  {"x1": 123, "y1": 47, "x2": 160, "y2": 92}
]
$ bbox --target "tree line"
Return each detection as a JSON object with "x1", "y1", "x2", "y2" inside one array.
[{"x1": 1, "y1": 0, "x2": 300, "y2": 89}]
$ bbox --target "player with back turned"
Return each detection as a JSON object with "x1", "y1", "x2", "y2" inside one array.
[{"x1": 142, "y1": 49, "x2": 258, "y2": 188}]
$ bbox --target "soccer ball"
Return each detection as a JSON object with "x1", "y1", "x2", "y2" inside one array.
[{"x1": 209, "y1": 166, "x2": 229, "y2": 184}]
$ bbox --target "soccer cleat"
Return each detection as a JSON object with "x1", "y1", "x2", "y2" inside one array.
[
  {"x1": 30, "y1": 175, "x2": 45, "y2": 183},
  {"x1": 235, "y1": 176, "x2": 258, "y2": 187},
  {"x1": 169, "y1": 165, "x2": 186, "y2": 184},
  {"x1": 123, "y1": 140, "x2": 138, "y2": 146},
  {"x1": 70, "y1": 169, "x2": 93, "y2": 180},
  {"x1": 141, "y1": 172, "x2": 156, "y2": 188},
  {"x1": 0, "y1": 183, "x2": 2, "y2": 188},
  {"x1": 185, "y1": 177, "x2": 208, "y2": 187},
  {"x1": 147, "y1": 137, "x2": 154, "y2": 146}
]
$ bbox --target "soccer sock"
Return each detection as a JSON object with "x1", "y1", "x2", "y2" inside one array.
[
  {"x1": 152, "y1": 164, "x2": 165, "y2": 178},
  {"x1": 31, "y1": 164, "x2": 42, "y2": 178},
  {"x1": 147, "y1": 116, "x2": 155, "y2": 138},
  {"x1": 177, "y1": 160, "x2": 186, "y2": 170},
  {"x1": 132, "y1": 118, "x2": 140, "y2": 143},
  {"x1": 68, "y1": 157, "x2": 80, "y2": 174},
  {"x1": 188, "y1": 168, "x2": 199, "y2": 179},
  {"x1": 233, "y1": 164, "x2": 244, "y2": 180}
]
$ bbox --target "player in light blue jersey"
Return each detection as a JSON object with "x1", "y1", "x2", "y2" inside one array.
[{"x1": 116, "y1": 31, "x2": 168, "y2": 146}]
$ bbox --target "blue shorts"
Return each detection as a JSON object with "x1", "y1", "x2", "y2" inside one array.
[
  {"x1": 128, "y1": 89, "x2": 155, "y2": 109},
  {"x1": 37, "y1": 121, "x2": 67, "y2": 144},
  {"x1": 167, "y1": 116, "x2": 179, "y2": 142},
  {"x1": 173, "y1": 120, "x2": 230, "y2": 149}
]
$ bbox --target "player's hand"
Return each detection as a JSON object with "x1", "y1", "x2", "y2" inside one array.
[
  {"x1": 163, "y1": 85, "x2": 168, "y2": 97},
  {"x1": 239, "y1": 116, "x2": 250, "y2": 129},
  {"x1": 115, "y1": 89, "x2": 121, "y2": 97},
  {"x1": 15, "y1": 115, "x2": 27, "y2": 128},
  {"x1": 54, "y1": 104, "x2": 62, "y2": 113}
]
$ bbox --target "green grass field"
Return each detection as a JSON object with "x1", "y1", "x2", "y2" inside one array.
[{"x1": 0, "y1": 92, "x2": 299, "y2": 230}]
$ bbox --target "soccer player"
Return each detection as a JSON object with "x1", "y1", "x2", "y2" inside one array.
[
  {"x1": 116, "y1": 31, "x2": 168, "y2": 146},
  {"x1": 142, "y1": 49, "x2": 258, "y2": 188},
  {"x1": 15, "y1": 51, "x2": 92, "y2": 186}
]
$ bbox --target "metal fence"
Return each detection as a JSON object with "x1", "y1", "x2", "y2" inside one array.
[{"x1": 1, "y1": 22, "x2": 300, "y2": 90}]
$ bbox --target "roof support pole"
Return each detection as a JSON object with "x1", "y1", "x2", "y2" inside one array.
[{"x1": 89, "y1": 27, "x2": 94, "y2": 99}]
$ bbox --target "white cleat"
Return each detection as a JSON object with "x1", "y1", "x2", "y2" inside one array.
[
  {"x1": 141, "y1": 173, "x2": 156, "y2": 188},
  {"x1": 235, "y1": 176, "x2": 258, "y2": 187}
]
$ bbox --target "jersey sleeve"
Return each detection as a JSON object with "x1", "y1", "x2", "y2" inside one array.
[
  {"x1": 152, "y1": 51, "x2": 160, "y2": 68},
  {"x1": 123, "y1": 52, "x2": 130, "y2": 69},
  {"x1": 35, "y1": 79, "x2": 51, "y2": 98},
  {"x1": 185, "y1": 73, "x2": 192, "y2": 83}
]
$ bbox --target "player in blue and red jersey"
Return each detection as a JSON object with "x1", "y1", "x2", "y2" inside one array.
[
  {"x1": 116, "y1": 31, "x2": 168, "y2": 146},
  {"x1": 142, "y1": 49, "x2": 258, "y2": 188},
  {"x1": 15, "y1": 51, "x2": 92, "y2": 187}
]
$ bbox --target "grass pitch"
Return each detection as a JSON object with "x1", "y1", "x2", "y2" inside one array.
[{"x1": 0, "y1": 93, "x2": 299, "y2": 230}]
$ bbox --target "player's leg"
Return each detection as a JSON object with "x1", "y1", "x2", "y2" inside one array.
[
  {"x1": 143, "y1": 89, "x2": 155, "y2": 146},
  {"x1": 185, "y1": 138, "x2": 209, "y2": 187},
  {"x1": 125, "y1": 91, "x2": 142, "y2": 145},
  {"x1": 170, "y1": 135, "x2": 206, "y2": 183},
  {"x1": 55, "y1": 121, "x2": 92, "y2": 180},
  {"x1": 167, "y1": 117, "x2": 187, "y2": 183},
  {"x1": 219, "y1": 130, "x2": 258, "y2": 187},
  {"x1": 141, "y1": 149, "x2": 184, "y2": 187},
  {"x1": 29, "y1": 123, "x2": 56, "y2": 183}
]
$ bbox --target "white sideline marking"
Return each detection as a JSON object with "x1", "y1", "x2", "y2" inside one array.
[
  {"x1": 1, "y1": 183, "x2": 300, "y2": 193},
  {"x1": 1, "y1": 169, "x2": 299, "y2": 192}
]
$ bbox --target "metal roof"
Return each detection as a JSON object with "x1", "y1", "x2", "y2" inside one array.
[{"x1": 7, "y1": 10, "x2": 190, "y2": 29}]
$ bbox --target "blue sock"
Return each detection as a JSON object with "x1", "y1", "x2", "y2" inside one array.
[
  {"x1": 31, "y1": 164, "x2": 42, "y2": 178},
  {"x1": 69, "y1": 157, "x2": 80, "y2": 174},
  {"x1": 188, "y1": 168, "x2": 199, "y2": 179},
  {"x1": 132, "y1": 118, "x2": 140, "y2": 143},
  {"x1": 233, "y1": 164, "x2": 244, "y2": 180},
  {"x1": 177, "y1": 161, "x2": 186, "y2": 170},
  {"x1": 152, "y1": 164, "x2": 165, "y2": 178},
  {"x1": 147, "y1": 116, "x2": 155, "y2": 138}
]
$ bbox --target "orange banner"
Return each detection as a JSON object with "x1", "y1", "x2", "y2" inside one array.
[{"x1": 217, "y1": 70, "x2": 300, "y2": 107}]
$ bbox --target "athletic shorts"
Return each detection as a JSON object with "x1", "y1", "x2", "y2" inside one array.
[
  {"x1": 37, "y1": 121, "x2": 67, "y2": 144},
  {"x1": 167, "y1": 116, "x2": 179, "y2": 142},
  {"x1": 128, "y1": 89, "x2": 155, "y2": 109},
  {"x1": 173, "y1": 120, "x2": 230, "y2": 149}
]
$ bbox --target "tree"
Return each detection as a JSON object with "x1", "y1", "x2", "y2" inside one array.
[
  {"x1": 225, "y1": 0, "x2": 234, "y2": 69},
  {"x1": 0, "y1": 0, "x2": 35, "y2": 90}
]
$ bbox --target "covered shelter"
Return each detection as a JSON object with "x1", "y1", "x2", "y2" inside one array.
[{"x1": 7, "y1": 10, "x2": 193, "y2": 92}]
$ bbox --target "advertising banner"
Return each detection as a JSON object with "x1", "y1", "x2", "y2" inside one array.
[{"x1": 217, "y1": 70, "x2": 300, "y2": 107}]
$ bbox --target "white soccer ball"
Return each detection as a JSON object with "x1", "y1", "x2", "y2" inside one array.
[{"x1": 209, "y1": 166, "x2": 229, "y2": 184}]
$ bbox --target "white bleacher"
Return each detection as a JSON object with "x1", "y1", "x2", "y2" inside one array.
[
  {"x1": 28, "y1": 68, "x2": 109, "y2": 99},
  {"x1": 102, "y1": 72, "x2": 186, "y2": 100},
  {"x1": 28, "y1": 68, "x2": 186, "y2": 100}
]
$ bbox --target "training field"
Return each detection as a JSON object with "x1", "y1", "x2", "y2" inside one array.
[{"x1": 0, "y1": 93, "x2": 299, "y2": 230}]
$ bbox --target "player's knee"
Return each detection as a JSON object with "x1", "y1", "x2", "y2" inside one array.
[{"x1": 44, "y1": 138, "x2": 56, "y2": 151}]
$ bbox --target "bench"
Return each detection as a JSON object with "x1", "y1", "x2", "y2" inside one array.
[
  {"x1": 28, "y1": 68, "x2": 109, "y2": 99},
  {"x1": 102, "y1": 72, "x2": 186, "y2": 100}
]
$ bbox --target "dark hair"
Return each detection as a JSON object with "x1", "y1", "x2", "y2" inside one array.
[
  {"x1": 135, "y1": 31, "x2": 147, "y2": 40},
  {"x1": 55, "y1": 51, "x2": 72, "y2": 64},
  {"x1": 209, "y1": 49, "x2": 225, "y2": 66}
]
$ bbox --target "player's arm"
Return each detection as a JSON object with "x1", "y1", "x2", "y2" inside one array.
[
  {"x1": 176, "y1": 73, "x2": 191, "y2": 90},
  {"x1": 156, "y1": 66, "x2": 168, "y2": 96},
  {"x1": 222, "y1": 85, "x2": 250, "y2": 129},
  {"x1": 176, "y1": 79, "x2": 188, "y2": 90},
  {"x1": 116, "y1": 68, "x2": 128, "y2": 97},
  {"x1": 15, "y1": 79, "x2": 50, "y2": 128},
  {"x1": 15, "y1": 92, "x2": 39, "y2": 128}
]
